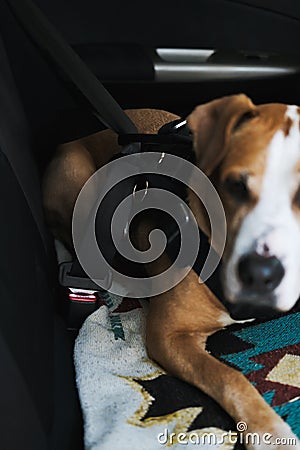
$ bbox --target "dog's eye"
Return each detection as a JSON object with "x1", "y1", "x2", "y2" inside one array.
[{"x1": 224, "y1": 174, "x2": 250, "y2": 202}]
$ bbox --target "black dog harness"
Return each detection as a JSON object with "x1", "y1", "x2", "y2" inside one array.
[{"x1": 68, "y1": 118, "x2": 226, "y2": 311}]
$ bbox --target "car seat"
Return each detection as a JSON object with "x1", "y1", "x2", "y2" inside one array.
[{"x1": 0, "y1": 26, "x2": 83, "y2": 450}]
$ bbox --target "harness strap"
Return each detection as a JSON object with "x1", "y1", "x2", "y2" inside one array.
[{"x1": 69, "y1": 119, "x2": 195, "y2": 277}]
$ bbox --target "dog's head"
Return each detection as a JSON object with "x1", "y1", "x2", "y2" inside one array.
[{"x1": 187, "y1": 94, "x2": 300, "y2": 318}]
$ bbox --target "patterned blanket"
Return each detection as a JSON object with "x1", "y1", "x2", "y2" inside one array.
[{"x1": 74, "y1": 294, "x2": 300, "y2": 450}]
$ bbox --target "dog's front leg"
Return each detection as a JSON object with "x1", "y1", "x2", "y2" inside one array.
[{"x1": 146, "y1": 270, "x2": 299, "y2": 450}]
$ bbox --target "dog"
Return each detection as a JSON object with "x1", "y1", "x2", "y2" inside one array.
[{"x1": 43, "y1": 95, "x2": 300, "y2": 449}]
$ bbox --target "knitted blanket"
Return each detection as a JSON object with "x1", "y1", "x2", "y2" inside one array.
[{"x1": 74, "y1": 295, "x2": 300, "y2": 450}]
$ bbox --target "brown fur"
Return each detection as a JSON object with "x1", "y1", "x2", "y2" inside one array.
[
  {"x1": 43, "y1": 97, "x2": 298, "y2": 448},
  {"x1": 219, "y1": 103, "x2": 288, "y2": 263},
  {"x1": 188, "y1": 99, "x2": 289, "y2": 265}
]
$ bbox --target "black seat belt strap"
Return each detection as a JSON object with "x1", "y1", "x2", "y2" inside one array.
[{"x1": 5, "y1": 0, "x2": 138, "y2": 135}]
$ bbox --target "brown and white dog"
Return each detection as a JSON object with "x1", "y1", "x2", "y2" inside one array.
[{"x1": 43, "y1": 95, "x2": 300, "y2": 449}]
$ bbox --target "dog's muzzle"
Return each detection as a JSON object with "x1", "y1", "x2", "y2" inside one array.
[{"x1": 225, "y1": 252, "x2": 285, "y2": 320}]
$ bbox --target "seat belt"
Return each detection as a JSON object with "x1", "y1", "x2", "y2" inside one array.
[
  {"x1": 5, "y1": 0, "x2": 138, "y2": 135},
  {"x1": 5, "y1": 0, "x2": 143, "y2": 294}
]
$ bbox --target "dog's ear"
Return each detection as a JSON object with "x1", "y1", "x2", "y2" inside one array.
[{"x1": 187, "y1": 94, "x2": 256, "y2": 176}]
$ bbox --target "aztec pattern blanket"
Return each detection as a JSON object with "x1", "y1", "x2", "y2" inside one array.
[{"x1": 74, "y1": 294, "x2": 300, "y2": 450}]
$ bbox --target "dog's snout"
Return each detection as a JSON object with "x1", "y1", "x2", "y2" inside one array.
[{"x1": 237, "y1": 252, "x2": 285, "y2": 294}]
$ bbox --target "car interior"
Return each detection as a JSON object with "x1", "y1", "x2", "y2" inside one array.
[{"x1": 1, "y1": 0, "x2": 300, "y2": 449}]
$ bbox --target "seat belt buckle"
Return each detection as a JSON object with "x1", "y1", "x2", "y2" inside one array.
[
  {"x1": 59, "y1": 261, "x2": 112, "y2": 291},
  {"x1": 63, "y1": 286, "x2": 102, "y2": 331},
  {"x1": 58, "y1": 261, "x2": 110, "y2": 330}
]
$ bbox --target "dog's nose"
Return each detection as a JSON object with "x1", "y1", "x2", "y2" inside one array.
[{"x1": 238, "y1": 252, "x2": 285, "y2": 294}]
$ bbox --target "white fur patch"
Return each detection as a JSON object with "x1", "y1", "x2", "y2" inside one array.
[
  {"x1": 224, "y1": 105, "x2": 300, "y2": 311},
  {"x1": 218, "y1": 311, "x2": 255, "y2": 328}
]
